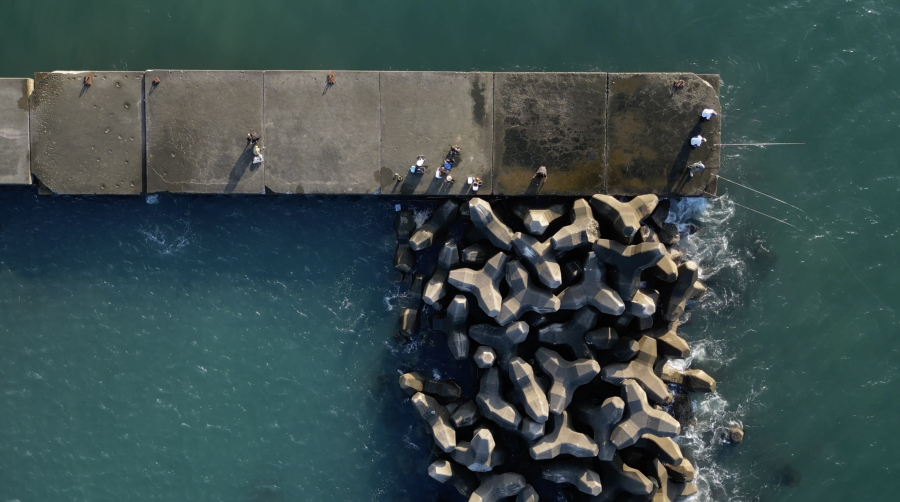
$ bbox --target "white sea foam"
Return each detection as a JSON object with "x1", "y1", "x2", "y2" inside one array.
[
  {"x1": 667, "y1": 194, "x2": 752, "y2": 501},
  {"x1": 412, "y1": 206, "x2": 433, "y2": 228},
  {"x1": 139, "y1": 222, "x2": 193, "y2": 255}
]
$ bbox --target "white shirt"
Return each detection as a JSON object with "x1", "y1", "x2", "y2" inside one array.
[
  {"x1": 691, "y1": 135, "x2": 706, "y2": 147},
  {"x1": 701, "y1": 108, "x2": 717, "y2": 121}
]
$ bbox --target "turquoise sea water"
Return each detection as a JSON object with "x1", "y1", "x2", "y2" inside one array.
[{"x1": 1, "y1": 1, "x2": 899, "y2": 501}]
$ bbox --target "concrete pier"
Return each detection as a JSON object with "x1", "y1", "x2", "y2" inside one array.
[
  {"x1": 30, "y1": 72, "x2": 143, "y2": 194},
  {"x1": 145, "y1": 70, "x2": 264, "y2": 194},
  {"x1": 6, "y1": 70, "x2": 721, "y2": 197},
  {"x1": 0, "y1": 78, "x2": 32, "y2": 185}
]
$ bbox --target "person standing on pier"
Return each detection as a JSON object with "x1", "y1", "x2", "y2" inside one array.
[
  {"x1": 701, "y1": 108, "x2": 717, "y2": 121},
  {"x1": 533, "y1": 166, "x2": 548, "y2": 183},
  {"x1": 687, "y1": 161, "x2": 705, "y2": 178},
  {"x1": 690, "y1": 135, "x2": 707, "y2": 147}
]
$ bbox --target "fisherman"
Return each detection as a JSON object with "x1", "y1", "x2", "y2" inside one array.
[
  {"x1": 471, "y1": 177, "x2": 483, "y2": 192},
  {"x1": 700, "y1": 108, "x2": 717, "y2": 121},
  {"x1": 690, "y1": 135, "x2": 707, "y2": 147},
  {"x1": 247, "y1": 133, "x2": 261, "y2": 144},
  {"x1": 444, "y1": 174, "x2": 454, "y2": 184},
  {"x1": 410, "y1": 155, "x2": 426, "y2": 174},
  {"x1": 252, "y1": 144, "x2": 264, "y2": 165},
  {"x1": 533, "y1": 165, "x2": 548, "y2": 182},
  {"x1": 687, "y1": 161, "x2": 705, "y2": 178}
]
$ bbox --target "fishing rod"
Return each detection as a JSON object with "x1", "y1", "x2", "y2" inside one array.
[
  {"x1": 710, "y1": 174, "x2": 893, "y2": 313},
  {"x1": 716, "y1": 142, "x2": 805, "y2": 146},
  {"x1": 701, "y1": 190, "x2": 799, "y2": 229}
]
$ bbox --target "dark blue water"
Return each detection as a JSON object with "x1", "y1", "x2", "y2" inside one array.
[{"x1": 2, "y1": 1, "x2": 900, "y2": 500}]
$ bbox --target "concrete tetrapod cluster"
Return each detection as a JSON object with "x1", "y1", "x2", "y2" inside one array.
[{"x1": 393, "y1": 195, "x2": 720, "y2": 501}]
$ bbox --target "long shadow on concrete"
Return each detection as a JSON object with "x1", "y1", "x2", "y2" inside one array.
[
  {"x1": 665, "y1": 122, "x2": 703, "y2": 194},
  {"x1": 225, "y1": 146, "x2": 258, "y2": 194},
  {"x1": 524, "y1": 177, "x2": 546, "y2": 195}
]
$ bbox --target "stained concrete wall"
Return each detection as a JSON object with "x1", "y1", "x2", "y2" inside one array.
[
  {"x1": 30, "y1": 72, "x2": 143, "y2": 194},
  {"x1": 10, "y1": 70, "x2": 721, "y2": 197},
  {"x1": 0, "y1": 78, "x2": 32, "y2": 185}
]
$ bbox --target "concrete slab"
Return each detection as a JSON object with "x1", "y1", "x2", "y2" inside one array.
[
  {"x1": 145, "y1": 70, "x2": 264, "y2": 194},
  {"x1": 493, "y1": 73, "x2": 608, "y2": 196},
  {"x1": 0, "y1": 78, "x2": 32, "y2": 185},
  {"x1": 607, "y1": 73, "x2": 720, "y2": 197},
  {"x1": 30, "y1": 71, "x2": 143, "y2": 194},
  {"x1": 264, "y1": 71, "x2": 381, "y2": 194},
  {"x1": 380, "y1": 72, "x2": 493, "y2": 196}
]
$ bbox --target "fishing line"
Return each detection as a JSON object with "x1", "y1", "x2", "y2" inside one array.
[
  {"x1": 701, "y1": 191, "x2": 799, "y2": 229},
  {"x1": 711, "y1": 175, "x2": 893, "y2": 313},
  {"x1": 717, "y1": 143, "x2": 805, "y2": 146}
]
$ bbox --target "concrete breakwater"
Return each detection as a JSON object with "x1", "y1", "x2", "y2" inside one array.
[
  {"x1": 1, "y1": 71, "x2": 720, "y2": 197},
  {"x1": 393, "y1": 195, "x2": 735, "y2": 501}
]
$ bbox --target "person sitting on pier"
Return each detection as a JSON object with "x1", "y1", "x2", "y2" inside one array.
[
  {"x1": 252, "y1": 144, "x2": 264, "y2": 165},
  {"x1": 533, "y1": 165, "x2": 548, "y2": 183},
  {"x1": 471, "y1": 177, "x2": 483, "y2": 192},
  {"x1": 701, "y1": 108, "x2": 718, "y2": 121},
  {"x1": 445, "y1": 146, "x2": 461, "y2": 167},
  {"x1": 690, "y1": 135, "x2": 707, "y2": 147}
]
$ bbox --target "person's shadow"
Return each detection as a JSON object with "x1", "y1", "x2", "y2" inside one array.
[
  {"x1": 225, "y1": 144, "x2": 258, "y2": 194},
  {"x1": 524, "y1": 176, "x2": 544, "y2": 195}
]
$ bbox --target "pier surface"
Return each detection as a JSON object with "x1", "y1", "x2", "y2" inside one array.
[{"x1": 8, "y1": 71, "x2": 721, "y2": 197}]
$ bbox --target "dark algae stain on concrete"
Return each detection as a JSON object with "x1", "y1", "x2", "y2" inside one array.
[
  {"x1": 469, "y1": 76, "x2": 486, "y2": 126},
  {"x1": 492, "y1": 72, "x2": 608, "y2": 195},
  {"x1": 607, "y1": 73, "x2": 720, "y2": 196}
]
